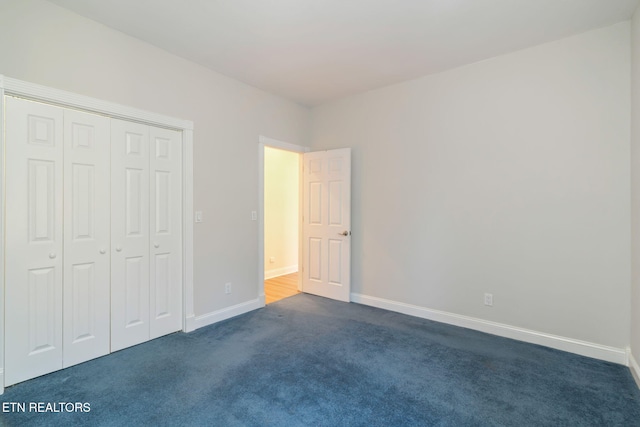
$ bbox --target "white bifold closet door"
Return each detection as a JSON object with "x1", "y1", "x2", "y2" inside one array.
[
  {"x1": 110, "y1": 119, "x2": 182, "y2": 352},
  {"x1": 5, "y1": 98, "x2": 183, "y2": 386},
  {"x1": 62, "y1": 109, "x2": 111, "y2": 368},
  {"x1": 148, "y1": 126, "x2": 183, "y2": 340},
  {"x1": 4, "y1": 97, "x2": 110, "y2": 386}
]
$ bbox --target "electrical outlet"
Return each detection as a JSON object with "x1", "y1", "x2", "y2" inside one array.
[
  {"x1": 225, "y1": 282, "x2": 231, "y2": 294},
  {"x1": 269, "y1": 256, "x2": 275, "y2": 263},
  {"x1": 484, "y1": 293, "x2": 493, "y2": 307}
]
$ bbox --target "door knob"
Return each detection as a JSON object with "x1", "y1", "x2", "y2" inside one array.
[
  {"x1": 116, "y1": 246, "x2": 122, "y2": 252},
  {"x1": 49, "y1": 252, "x2": 57, "y2": 259},
  {"x1": 100, "y1": 248, "x2": 106, "y2": 254},
  {"x1": 338, "y1": 231, "x2": 350, "y2": 236},
  {"x1": 154, "y1": 243, "x2": 160, "y2": 248}
]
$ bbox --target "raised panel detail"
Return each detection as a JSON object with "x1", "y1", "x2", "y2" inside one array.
[
  {"x1": 328, "y1": 239, "x2": 342, "y2": 285},
  {"x1": 29, "y1": 160, "x2": 55, "y2": 242},
  {"x1": 309, "y1": 238, "x2": 322, "y2": 281},
  {"x1": 126, "y1": 132, "x2": 143, "y2": 156},
  {"x1": 73, "y1": 164, "x2": 95, "y2": 240},
  {"x1": 301, "y1": 148, "x2": 351, "y2": 302},
  {"x1": 125, "y1": 257, "x2": 144, "y2": 327},
  {"x1": 329, "y1": 158, "x2": 342, "y2": 173},
  {"x1": 71, "y1": 263, "x2": 95, "y2": 343},
  {"x1": 156, "y1": 171, "x2": 170, "y2": 234},
  {"x1": 154, "y1": 253, "x2": 170, "y2": 318},
  {"x1": 28, "y1": 115, "x2": 55, "y2": 146},
  {"x1": 329, "y1": 181, "x2": 342, "y2": 226},
  {"x1": 28, "y1": 267, "x2": 57, "y2": 355},
  {"x1": 155, "y1": 137, "x2": 170, "y2": 159},
  {"x1": 72, "y1": 123, "x2": 94, "y2": 149},
  {"x1": 309, "y1": 159, "x2": 322, "y2": 174},
  {"x1": 126, "y1": 168, "x2": 143, "y2": 236},
  {"x1": 309, "y1": 182, "x2": 322, "y2": 225}
]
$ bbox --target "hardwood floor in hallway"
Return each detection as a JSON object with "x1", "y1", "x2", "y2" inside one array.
[{"x1": 265, "y1": 272, "x2": 300, "y2": 304}]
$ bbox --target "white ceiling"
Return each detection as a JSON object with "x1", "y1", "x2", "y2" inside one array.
[{"x1": 47, "y1": 0, "x2": 639, "y2": 107}]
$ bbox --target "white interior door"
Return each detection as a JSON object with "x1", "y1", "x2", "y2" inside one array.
[
  {"x1": 62, "y1": 109, "x2": 111, "y2": 367},
  {"x1": 149, "y1": 126, "x2": 183, "y2": 339},
  {"x1": 4, "y1": 97, "x2": 64, "y2": 386},
  {"x1": 111, "y1": 119, "x2": 150, "y2": 352},
  {"x1": 302, "y1": 148, "x2": 351, "y2": 302}
]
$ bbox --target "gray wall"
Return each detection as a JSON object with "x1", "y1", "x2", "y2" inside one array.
[
  {"x1": 0, "y1": 0, "x2": 310, "y2": 317},
  {"x1": 631, "y1": 5, "x2": 640, "y2": 367},
  {"x1": 0, "y1": 0, "x2": 636, "y2": 355},
  {"x1": 310, "y1": 22, "x2": 631, "y2": 348}
]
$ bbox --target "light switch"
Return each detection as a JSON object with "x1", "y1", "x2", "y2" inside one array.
[
  {"x1": 195, "y1": 211, "x2": 203, "y2": 223},
  {"x1": 251, "y1": 211, "x2": 257, "y2": 221}
]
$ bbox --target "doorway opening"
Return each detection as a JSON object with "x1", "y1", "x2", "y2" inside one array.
[
  {"x1": 264, "y1": 146, "x2": 300, "y2": 303},
  {"x1": 258, "y1": 136, "x2": 308, "y2": 305},
  {"x1": 259, "y1": 138, "x2": 352, "y2": 304}
]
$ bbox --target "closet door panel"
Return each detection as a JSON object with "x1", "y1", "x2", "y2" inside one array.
[
  {"x1": 149, "y1": 127, "x2": 183, "y2": 339},
  {"x1": 111, "y1": 119, "x2": 150, "y2": 352},
  {"x1": 5, "y1": 97, "x2": 64, "y2": 386},
  {"x1": 63, "y1": 109, "x2": 111, "y2": 367}
]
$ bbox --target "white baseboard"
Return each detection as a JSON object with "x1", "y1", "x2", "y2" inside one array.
[
  {"x1": 184, "y1": 315, "x2": 196, "y2": 333},
  {"x1": 351, "y1": 293, "x2": 628, "y2": 365},
  {"x1": 192, "y1": 298, "x2": 263, "y2": 330},
  {"x1": 629, "y1": 351, "x2": 640, "y2": 389},
  {"x1": 264, "y1": 265, "x2": 298, "y2": 280}
]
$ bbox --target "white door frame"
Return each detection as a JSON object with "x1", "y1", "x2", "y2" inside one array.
[
  {"x1": 258, "y1": 135, "x2": 309, "y2": 306},
  {"x1": 0, "y1": 76, "x2": 195, "y2": 394}
]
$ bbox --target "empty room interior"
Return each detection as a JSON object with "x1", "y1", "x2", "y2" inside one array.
[{"x1": 2, "y1": 0, "x2": 640, "y2": 425}]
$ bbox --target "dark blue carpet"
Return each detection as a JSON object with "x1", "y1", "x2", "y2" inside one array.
[{"x1": 1, "y1": 293, "x2": 639, "y2": 426}]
